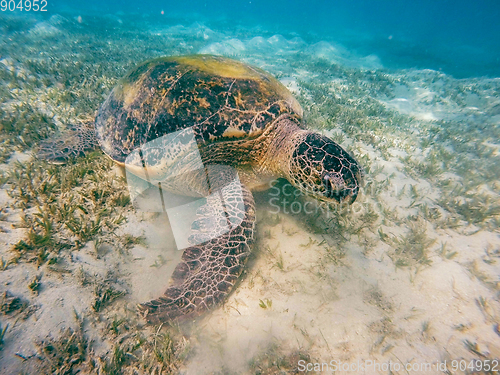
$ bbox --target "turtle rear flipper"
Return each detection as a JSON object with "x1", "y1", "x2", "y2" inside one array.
[
  {"x1": 35, "y1": 121, "x2": 97, "y2": 163},
  {"x1": 139, "y1": 174, "x2": 255, "y2": 324}
]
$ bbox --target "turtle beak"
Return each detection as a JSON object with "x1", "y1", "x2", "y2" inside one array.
[{"x1": 322, "y1": 173, "x2": 353, "y2": 204}]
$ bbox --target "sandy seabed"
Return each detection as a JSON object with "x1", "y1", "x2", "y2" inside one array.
[{"x1": 0, "y1": 11, "x2": 499, "y2": 374}]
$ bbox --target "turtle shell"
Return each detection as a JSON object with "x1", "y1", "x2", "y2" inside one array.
[{"x1": 95, "y1": 55, "x2": 304, "y2": 164}]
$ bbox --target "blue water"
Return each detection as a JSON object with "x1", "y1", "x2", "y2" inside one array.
[{"x1": 47, "y1": 0, "x2": 500, "y2": 78}]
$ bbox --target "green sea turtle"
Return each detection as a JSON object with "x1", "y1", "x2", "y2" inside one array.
[{"x1": 38, "y1": 55, "x2": 363, "y2": 324}]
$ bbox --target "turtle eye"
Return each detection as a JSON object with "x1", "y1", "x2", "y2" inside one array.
[
  {"x1": 322, "y1": 173, "x2": 348, "y2": 203},
  {"x1": 322, "y1": 174, "x2": 333, "y2": 197}
]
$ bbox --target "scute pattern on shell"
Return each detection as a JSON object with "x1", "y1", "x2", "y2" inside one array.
[
  {"x1": 35, "y1": 55, "x2": 363, "y2": 326},
  {"x1": 95, "y1": 55, "x2": 303, "y2": 163}
]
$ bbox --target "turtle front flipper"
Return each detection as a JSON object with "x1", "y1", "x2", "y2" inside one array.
[
  {"x1": 35, "y1": 121, "x2": 98, "y2": 163},
  {"x1": 139, "y1": 169, "x2": 255, "y2": 324}
]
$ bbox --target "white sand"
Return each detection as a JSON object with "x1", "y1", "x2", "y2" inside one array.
[{"x1": 0, "y1": 18, "x2": 499, "y2": 374}]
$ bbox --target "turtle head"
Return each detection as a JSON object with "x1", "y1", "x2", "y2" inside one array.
[{"x1": 286, "y1": 132, "x2": 363, "y2": 205}]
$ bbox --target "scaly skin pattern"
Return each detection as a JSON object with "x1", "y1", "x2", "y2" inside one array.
[
  {"x1": 90, "y1": 55, "x2": 362, "y2": 324},
  {"x1": 36, "y1": 121, "x2": 97, "y2": 163},
  {"x1": 139, "y1": 178, "x2": 255, "y2": 324},
  {"x1": 287, "y1": 132, "x2": 363, "y2": 204},
  {"x1": 35, "y1": 55, "x2": 363, "y2": 324}
]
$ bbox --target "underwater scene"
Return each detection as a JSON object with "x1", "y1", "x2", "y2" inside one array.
[{"x1": 0, "y1": 1, "x2": 500, "y2": 374}]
